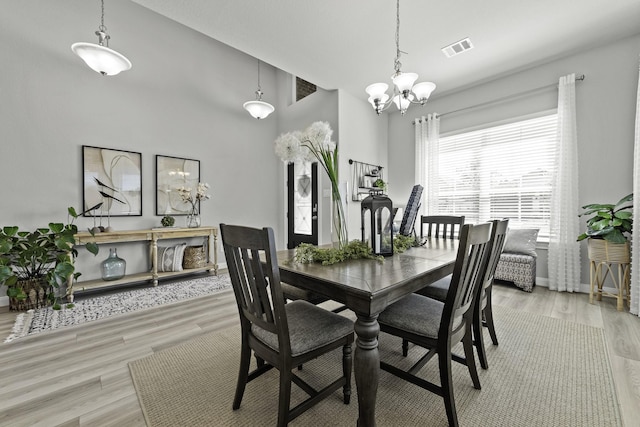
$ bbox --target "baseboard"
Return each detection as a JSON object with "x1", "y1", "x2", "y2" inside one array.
[{"x1": 533, "y1": 277, "x2": 618, "y2": 295}]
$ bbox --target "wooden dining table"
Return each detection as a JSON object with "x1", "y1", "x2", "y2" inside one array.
[{"x1": 276, "y1": 238, "x2": 459, "y2": 426}]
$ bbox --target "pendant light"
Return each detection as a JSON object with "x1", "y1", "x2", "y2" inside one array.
[
  {"x1": 71, "y1": 0, "x2": 132, "y2": 76},
  {"x1": 243, "y1": 60, "x2": 275, "y2": 119},
  {"x1": 365, "y1": 0, "x2": 435, "y2": 115}
]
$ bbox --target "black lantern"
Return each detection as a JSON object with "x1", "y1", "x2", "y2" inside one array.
[{"x1": 361, "y1": 191, "x2": 394, "y2": 256}]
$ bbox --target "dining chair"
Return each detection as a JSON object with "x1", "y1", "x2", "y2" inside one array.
[
  {"x1": 404, "y1": 215, "x2": 466, "y2": 353},
  {"x1": 417, "y1": 219, "x2": 509, "y2": 369},
  {"x1": 378, "y1": 222, "x2": 493, "y2": 427},
  {"x1": 420, "y1": 215, "x2": 466, "y2": 240},
  {"x1": 220, "y1": 224, "x2": 354, "y2": 427}
]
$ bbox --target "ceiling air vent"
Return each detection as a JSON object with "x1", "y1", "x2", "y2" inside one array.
[{"x1": 441, "y1": 37, "x2": 474, "y2": 58}]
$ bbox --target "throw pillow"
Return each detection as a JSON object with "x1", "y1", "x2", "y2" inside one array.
[
  {"x1": 503, "y1": 228, "x2": 539, "y2": 257},
  {"x1": 158, "y1": 243, "x2": 187, "y2": 272}
]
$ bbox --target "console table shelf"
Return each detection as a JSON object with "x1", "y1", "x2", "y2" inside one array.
[{"x1": 70, "y1": 226, "x2": 218, "y2": 301}]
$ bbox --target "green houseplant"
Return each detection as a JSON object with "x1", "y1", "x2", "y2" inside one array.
[
  {"x1": 577, "y1": 193, "x2": 633, "y2": 243},
  {"x1": 373, "y1": 178, "x2": 387, "y2": 192},
  {"x1": 0, "y1": 206, "x2": 100, "y2": 310},
  {"x1": 577, "y1": 193, "x2": 633, "y2": 310}
]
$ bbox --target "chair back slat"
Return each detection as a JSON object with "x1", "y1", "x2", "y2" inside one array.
[
  {"x1": 483, "y1": 219, "x2": 509, "y2": 291},
  {"x1": 421, "y1": 215, "x2": 466, "y2": 240},
  {"x1": 221, "y1": 224, "x2": 288, "y2": 340},
  {"x1": 443, "y1": 222, "x2": 492, "y2": 337}
]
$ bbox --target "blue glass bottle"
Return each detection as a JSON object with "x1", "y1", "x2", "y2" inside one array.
[{"x1": 101, "y1": 248, "x2": 126, "y2": 281}]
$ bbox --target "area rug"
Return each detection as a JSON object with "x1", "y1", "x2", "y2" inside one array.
[
  {"x1": 129, "y1": 305, "x2": 621, "y2": 427},
  {"x1": 4, "y1": 274, "x2": 231, "y2": 343}
]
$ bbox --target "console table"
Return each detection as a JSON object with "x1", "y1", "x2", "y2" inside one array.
[{"x1": 70, "y1": 226, "x2": 218, "y2": 301}]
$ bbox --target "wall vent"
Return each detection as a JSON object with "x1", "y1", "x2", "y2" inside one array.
[{"x1": 441, "y1": 37, "x2": 474, "y2": 58}]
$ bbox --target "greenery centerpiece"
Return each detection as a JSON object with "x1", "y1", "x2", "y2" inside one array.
[
  {"x1": 0, "y1": 207, "x2": 100, "y2": 310},
  {"x1": 274, "y1": 121, "x2": 348, "y2": 248}
]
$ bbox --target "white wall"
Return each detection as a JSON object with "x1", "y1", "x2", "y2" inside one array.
[
  {"x1": 337, "y1": 90, "x2": 389, "y2": 241},
  {"x1": 0, "y1": 1, "x2": 280, "y2": 292},
  {"x1": 0, "y1": 1, "x2": 385, "y2": 304},
  {"x1": 387, "y1": 33, "x2": 640, "y2": 287}
]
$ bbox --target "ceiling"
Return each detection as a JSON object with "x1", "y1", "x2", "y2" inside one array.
[{"x1": 132, "y1": 0, "x2": 640, "y2": 99}]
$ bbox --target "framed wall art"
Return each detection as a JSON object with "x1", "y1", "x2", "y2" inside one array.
[
  {"x1": 82, "y1": 145, "x2": 142, "y2": 217},
  {"x1": 156, "y1": 155, "x2": 201, "y2": 215}
]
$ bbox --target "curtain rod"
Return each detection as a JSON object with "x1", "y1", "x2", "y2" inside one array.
[{"x1": 415, "y1": 74, "x2": 585, "y2": 121}]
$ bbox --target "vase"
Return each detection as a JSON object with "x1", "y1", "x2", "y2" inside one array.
[
  {"x1": 101, "y1": 248, "x2": 126, "y2": 281},
  {"x1": 186, "y1": 213, "x2": 201, "y2": 228},
  {"x1": 331, "y1": 182, "x2": 348, "y2": 249}
]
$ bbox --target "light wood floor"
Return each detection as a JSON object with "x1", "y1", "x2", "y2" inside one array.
[{"x1": 0, "y1": 280, "x2": 638, "y2": 427}]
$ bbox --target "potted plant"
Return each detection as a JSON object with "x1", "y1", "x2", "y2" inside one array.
[
  {"x1": 161, "y1": 215, "x2": 175, "y2": 227},
  {"x1": 373, "y1": 178, "x2": 387, "y2": 193},
  {"x1": 0, "y1": 206, "x2": 100, "y2": 311},
  {"x1": 577, "y1": 193, "x2": 633, "y2": 263}
]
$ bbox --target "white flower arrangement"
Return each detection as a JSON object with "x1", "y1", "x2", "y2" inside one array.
[
  {"x1": 177, "y1": 182, "x2": 211, "y2": 215},
  {"x1": 274, "y1": 121, "x2": 347, "y2": 246}
]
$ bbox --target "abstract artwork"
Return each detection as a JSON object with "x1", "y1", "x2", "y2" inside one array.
[
  {"x1": 156, "y1": 155, "x2": 200, "y2": 215},
  {"x1": 82, "y1": 146, "x2": 142, "y2": 217}
]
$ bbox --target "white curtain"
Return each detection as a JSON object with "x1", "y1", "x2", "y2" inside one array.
[
  {"x1": 414, "y1": 114, "x2": 440, "y2": 217},
  {"x1": 631, "y1": 58, "x2": 640, "y2": 316},
  {"x1": 548, "y1": 73, "x2": 581, "y2": 292}
]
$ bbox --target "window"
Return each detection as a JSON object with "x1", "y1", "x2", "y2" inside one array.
[
  {"x1": 435, "y1": 113, "x2": 557, "y2": 241},
  {"x1": 296, "y1": 77, "x2": 317, "y2": 101}
]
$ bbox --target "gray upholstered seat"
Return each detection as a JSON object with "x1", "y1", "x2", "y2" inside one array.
[
  {"x1": 378, "y1": 294, "x2": 461, "y2": 338},
  {"x1": 252, "y1": 300, "x2": 354, "y2": 357},
  {"x1": 418, "y1": 275, "x2": 451, "y2": 301}
]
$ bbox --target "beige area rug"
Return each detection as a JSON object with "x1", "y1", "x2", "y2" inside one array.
[{"x1": 129, "y1": 306, "x2": 621, "y2": 427}]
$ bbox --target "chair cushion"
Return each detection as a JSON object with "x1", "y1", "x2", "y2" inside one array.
[
  {"x1": 252, "y1": 300, "x2": 353, "y2": 357},
  {"x1": 379, "y1": 294, "x2": 449, "y2": 339},
  {"x1": 416, "y1": 275, "x2": 451, "y2": 302}
]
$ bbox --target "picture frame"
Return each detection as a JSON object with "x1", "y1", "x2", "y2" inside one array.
[
  {"x1": 82, "y1": 145, "x2": 142, "y2": 217},
  {"x1": 156, "y1": 155, "x2": 201, "y2": 216}
]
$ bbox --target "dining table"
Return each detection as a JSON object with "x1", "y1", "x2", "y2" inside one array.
[{"x1": 276, "y1": 238, "x2": 459, "y2": 426}]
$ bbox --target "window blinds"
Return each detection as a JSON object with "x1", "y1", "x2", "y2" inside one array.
[{"x1": 436, "y1": 114, "x2": 557, "y2": 240}]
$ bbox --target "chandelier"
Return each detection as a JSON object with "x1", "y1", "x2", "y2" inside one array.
[
  {"x1": 365, "y1": 0, "x2": 436, "y2": 115},
  {"x1": 243, "y1": 60, "x2": 275, "y2": 119},
  {"x1": 71, "y1": 0, "x2": 132, "y2": 76}
]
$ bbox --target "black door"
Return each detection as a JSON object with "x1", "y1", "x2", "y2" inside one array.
[{"x1": 287, "y1": 162, "x2": 318, "y2": 248}]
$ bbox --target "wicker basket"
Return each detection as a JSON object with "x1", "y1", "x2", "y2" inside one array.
[
  {"x1": 587, "y1": 239, "x2": 630, "y2": 263},
  {"x1": 183, "y1": 245, "x2": 207, "y2": 269},
  {"x1": 10, "y1": 278, "x2": 53, "y2": 311}
]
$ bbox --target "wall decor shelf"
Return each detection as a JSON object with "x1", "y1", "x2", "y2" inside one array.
[
  {"x1": 70, "y1": 226, "x2": 218, "y2": 301},
  {"x1": 349, "y1": 159, "x2": 385, "y2": 201}
]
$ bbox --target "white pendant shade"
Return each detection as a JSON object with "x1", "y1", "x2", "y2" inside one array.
[
  {"x1": 368, "y1": 94, "x2": 389, "y2": 108},
  {"x1": 393, "y1": 93, "x2": 413, "y2": 112},
  {"x1": 71, "y1": 42, "x2": 131, "y2": 76},
  {"x1": 412, "y1": 81, "x2": 437, "y2": 102},
  {"x1": 365, "y1": 82, "x2": 389, "y2": 99},
  {"x1": 243, "y1": 100, "x2": 275, "y2": 119},
  {"x1": 391, "y1": 72, "x2": 418, "y2": 92}
]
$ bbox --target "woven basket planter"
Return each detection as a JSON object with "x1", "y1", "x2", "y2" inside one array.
[
  {"x1": 587, "y1": 239, "x2": 630, "y2": 263},
  {"x1": 183, "y1": 245, "x2": 207, "y2": 269},
  {"x1": 9, "y1": 278, "x2": 53, "y2": 311}
]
